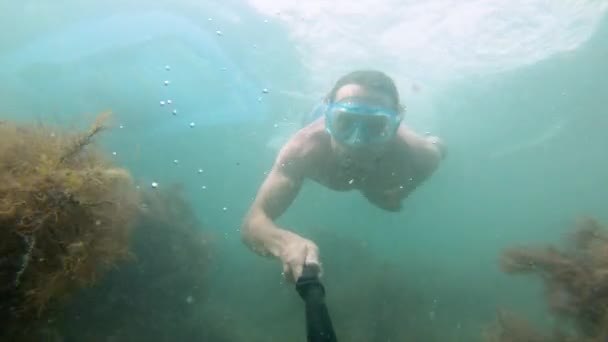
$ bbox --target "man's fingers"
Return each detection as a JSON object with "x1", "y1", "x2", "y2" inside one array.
[
  {"x1": 304, "y1": 245, "x2": 322, "y2": 276},
  {"x1": 282, "y1": 261, "x2": 302, "y2": 283},
  {"x1": 282, "y1": 242, "x2": 322, "y2": 282},
  {"x1": 304, "y1": 251, "x2": 320, "y2": 266},
  {"x1": 282, "y1": 262, "x2": 294, "y2": 282},
  {"x1": 292, "y1": 261, "x2": 304, "y2": 282}
]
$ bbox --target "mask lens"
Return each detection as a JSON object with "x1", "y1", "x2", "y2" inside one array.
[
  {"x1": 326, "y1": 102, "x2": 399, "y2": 144},
  {"x1": 362, "y1": 115, "x2": 391, "y2": 139},
  {"x1": 327, "y1": 108, "x2": 358, "y2": 138}
]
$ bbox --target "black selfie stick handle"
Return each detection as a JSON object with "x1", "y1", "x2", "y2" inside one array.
[{"x1": 295, "y1": 265, "x2": 337, "y2": 342}]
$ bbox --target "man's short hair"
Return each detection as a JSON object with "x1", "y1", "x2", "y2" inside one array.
[{"x1": 326, "y1": 70, "x2": 401, "y2": 110}]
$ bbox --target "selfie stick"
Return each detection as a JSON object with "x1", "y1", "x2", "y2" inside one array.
[{"x1": 295, "y1": 264, "x2": 337, "y2": 342}]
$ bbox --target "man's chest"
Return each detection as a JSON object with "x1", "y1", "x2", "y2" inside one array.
[{"x1": 318, "y1": 156, "x2": 418, "y2": 192}]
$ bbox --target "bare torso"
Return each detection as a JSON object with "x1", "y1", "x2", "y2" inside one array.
[{"x1": 290, "y1": 118, "x2": 441, "y2": 211}]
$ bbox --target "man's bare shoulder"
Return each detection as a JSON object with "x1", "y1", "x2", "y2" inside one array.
[
  {"x1": 398, "y1": 125, "x2": 446, "y2": 174},
  {"x1": 276, "y1": 119, "x2": 329, "y2": 171}
]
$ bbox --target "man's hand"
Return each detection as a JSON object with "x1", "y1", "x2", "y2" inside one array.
[{"x1": 280, "y1": 235, "x2": 322, "y2": 283}]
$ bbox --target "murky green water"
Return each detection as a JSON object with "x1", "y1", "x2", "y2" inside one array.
[{"x1": 1, "y1": 1, "x2": 607, "y2": 341}]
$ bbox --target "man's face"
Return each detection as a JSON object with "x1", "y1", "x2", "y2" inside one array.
[{"x1": 328, "y1": 84, "x2": 401, "y2": 159}]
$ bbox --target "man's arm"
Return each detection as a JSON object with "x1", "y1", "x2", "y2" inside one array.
[{"x1": 241, "y1": 142, "x2": 305, "y2": 259}]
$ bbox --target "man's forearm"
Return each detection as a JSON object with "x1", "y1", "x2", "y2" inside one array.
[{"x1": 241, "y1": 213, "x2": 296, "y2": 259}]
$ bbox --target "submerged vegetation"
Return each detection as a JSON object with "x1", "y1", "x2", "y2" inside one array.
[
  {"x1": 54, "y1": 184, "x2": 222, "y2": 341},
  {"x1": 0, "y1": 113, "x2": 222, "y2": 340},
  {"x1": 2, "y1": 114, "x2": 607, "y2": 341},
  {"x1": 0, "y1": 113, "x2": 140, "y2": 339},
  {"x1": 485, "y1": 217, "x2": 608, "y2": 342}
]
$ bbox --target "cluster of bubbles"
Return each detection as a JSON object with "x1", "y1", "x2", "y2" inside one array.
[
  {"x1": 105, "y1": 15, "x2": 276, "y2": 221},
  {"x1": 160, "y1": 65, "x2": 193, "y2": 126},
  {"x1": 152, "y1": 62, "x2": 217, "y2": 193}
]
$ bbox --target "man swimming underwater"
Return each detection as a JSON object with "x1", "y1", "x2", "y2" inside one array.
[{"x1": 241, "y1": 70, "x2": 447, "y2": 282}]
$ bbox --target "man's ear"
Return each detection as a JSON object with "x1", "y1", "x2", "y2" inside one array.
[{"x1": 397, "y1": 104, "x2": 406, "y2": 121}]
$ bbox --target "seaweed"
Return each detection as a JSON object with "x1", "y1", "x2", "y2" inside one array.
[
  {"x1": 485, "y1": 217, "x2": 608, "y2": 342},
  {"x1": 0, "y1": 113, "x2": 139, "y2": 340},
  {"x1": 53, "y1": 184, "x2": 224, "y2": 341}
]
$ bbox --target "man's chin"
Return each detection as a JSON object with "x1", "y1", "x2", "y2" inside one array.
[
  {"x1": 388, "y1": 206, "x2": 402, "y2": 213},
  {"x1": 383, "y1": 201, "x2": 403, "y2": 213}
]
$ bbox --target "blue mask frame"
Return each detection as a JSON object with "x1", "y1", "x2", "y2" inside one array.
[{"x1": 324, "y1": 100, "x2": 401, "y2": 146}]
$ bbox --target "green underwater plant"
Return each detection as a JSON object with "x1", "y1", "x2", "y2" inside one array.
[
  {"x1": 0, "y1": 113, "x2": 140, "y2": 339},
  {"x1": 51, "y1": 184, "x2": 221, "y2": 341},
  {"x1": 485, "y1": 217, "x2": 608, "y2": 342}
]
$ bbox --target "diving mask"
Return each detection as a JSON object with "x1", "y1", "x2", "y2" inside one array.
[{"x1": 324, "y1": 100, "x2": 401, "y2": 146}]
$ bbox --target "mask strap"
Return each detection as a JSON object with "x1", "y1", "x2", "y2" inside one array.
[{"x1": 302, "y1": 98, "x2": 329, "y2": 127}]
